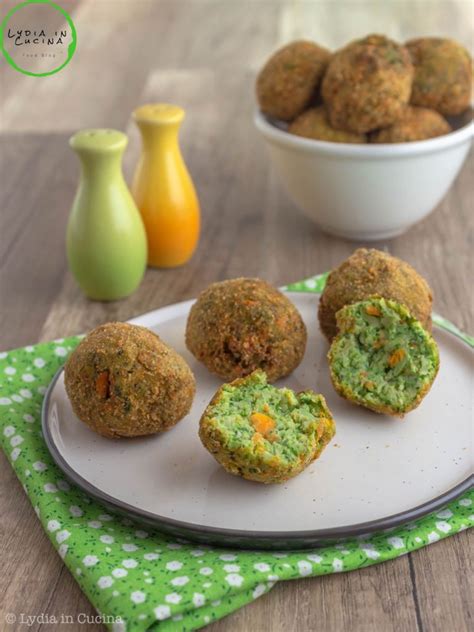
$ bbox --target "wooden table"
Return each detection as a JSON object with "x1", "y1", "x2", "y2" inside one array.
[{"x1": 1, "y1": 1, "x2": 472, "y2": 630}]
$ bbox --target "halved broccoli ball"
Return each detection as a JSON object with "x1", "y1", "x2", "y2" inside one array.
[
  {"x1": 199, "y1": 370, "x2": 335, "y2": 484},
  {"x1": 328, "y1": 298, "x2": 439, "y2": 417}
]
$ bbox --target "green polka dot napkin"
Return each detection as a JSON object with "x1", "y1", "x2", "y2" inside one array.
[{"x1": 1, "y1": 273, "x2": 472, "y2": 632}]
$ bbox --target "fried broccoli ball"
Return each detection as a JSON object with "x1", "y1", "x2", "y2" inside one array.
[
  {"x1": 370, "y1": 106, "x2": 451, "y2": 143},
  {"x1": 328, "y1": 298, "x2": 439, "y2": 416},
  {"x1": 185, "y1": 278, "x2": 307, "y2": 382},
  {"x1": 199, "y1": 370, "x2": 335, "y2": 483},
  {"x1": 321, "y1": 34, "x2": 414, "y2": 133},
  {"x1": 407, "y1": 37, "x2": 472, "y2": 116},
  {"x1": 288, "y1": 106, "x2": 367, "y2": 143},
  {"x1": 256, "y1": 40, "x2": 331, "y2": 121},
  {"x1": 318, "y1": 248, "x2": 433, "y2": 342},
  {"x1": 64, "y1": 322, "x2": 195, "y2": 438}
]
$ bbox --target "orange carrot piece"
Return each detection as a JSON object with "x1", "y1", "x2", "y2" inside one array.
[
  {"x1": 96, "y1": 371, "x2": 110, "y2": 398},
  {"x1": 365, "y1": 305, "x2": 381, "y2": 316},
  {"x1": 388, "y1": 349, "x2": 406, "y2": 367},
  {"x1": 250, "y1": 412, "x2": 275, "y2": 436}
]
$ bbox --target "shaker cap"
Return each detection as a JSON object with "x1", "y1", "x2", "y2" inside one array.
[
  {"x1": 133, "y1": 103, "x2": 185, "y2": 125},
  {"x1": 69, "y1": 129, "x2": 127, "y2": 152}
]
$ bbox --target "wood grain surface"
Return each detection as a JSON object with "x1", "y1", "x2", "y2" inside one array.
[{"x1": 0, "y1": 1, "x2": 472, "y2": 631}]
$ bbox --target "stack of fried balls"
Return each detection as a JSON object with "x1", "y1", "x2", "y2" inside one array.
[{"x1": 256, "y1": 34, "x2": 472, "y2": 143}]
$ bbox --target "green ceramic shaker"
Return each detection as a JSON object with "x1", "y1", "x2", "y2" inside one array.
[{"x1": 67, "y1": 129, "x2": 147, "y2": 300}]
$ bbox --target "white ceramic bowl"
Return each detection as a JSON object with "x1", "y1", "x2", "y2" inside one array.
[{"x1": 254, "y1": 110, "x2": 473, "y2": 241}]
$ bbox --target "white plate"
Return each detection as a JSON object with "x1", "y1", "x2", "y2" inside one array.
[{"x1": 42, "y1": 293, "x2": 473, "y2": 549}]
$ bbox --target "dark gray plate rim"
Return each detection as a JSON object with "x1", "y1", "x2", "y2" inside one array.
[{"x1": 42, "y1": 351, "x2": 472, "y2": 549}]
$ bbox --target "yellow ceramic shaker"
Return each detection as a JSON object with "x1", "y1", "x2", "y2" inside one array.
[{"x1": 132, "y1": 104, "x2": 200, "y2": 268}]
